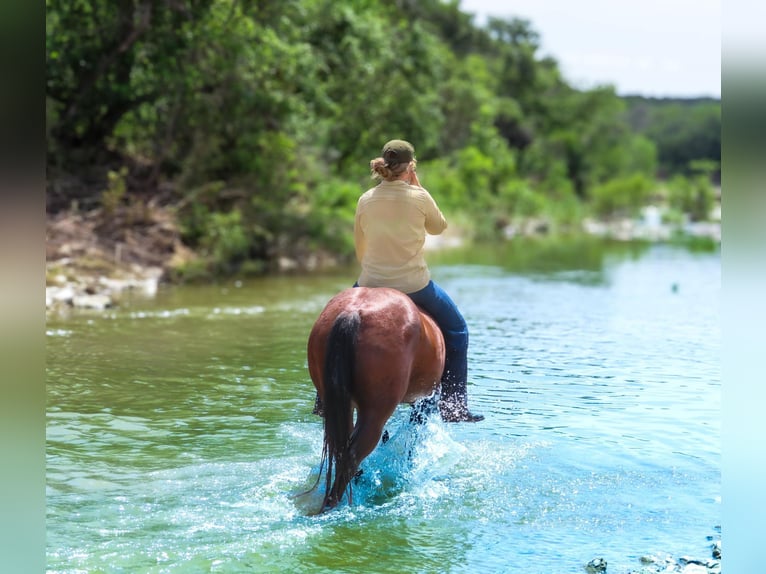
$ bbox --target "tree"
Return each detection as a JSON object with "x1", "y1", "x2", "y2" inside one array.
[
  {"x1": 623, "y1": 97, "x2": 721, "y2": 180},
  {"x1": 47, "y1": 0, "x2": 214, "y2": 163}
]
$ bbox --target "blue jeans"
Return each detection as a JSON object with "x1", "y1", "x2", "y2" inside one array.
[
  {"x1": 354, "y1": 280, "x2": 469, "y2": 401},
  {"x1": 407, "y1": 281, "x2": 469, "y2": 401}
]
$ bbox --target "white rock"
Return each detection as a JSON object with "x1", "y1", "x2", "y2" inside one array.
[
  {"x1": 46, "y1": 285, "x2": 75, "y2": 305},
  {"x1": 72, "y1": 294, "x2": 112, "y2": 310}
]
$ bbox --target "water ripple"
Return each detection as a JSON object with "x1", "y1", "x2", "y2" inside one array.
[{"x1": 46, "y1": 245, "x2": 720, "y2": 573}]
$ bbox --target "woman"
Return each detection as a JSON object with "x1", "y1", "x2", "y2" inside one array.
[{"x1": 351, "y1": 139, "x2": 483, "y2": 422}]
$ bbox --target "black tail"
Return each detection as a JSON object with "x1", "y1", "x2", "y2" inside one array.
[{"x1": 320, "y1": 311, "x2": 360, "y2": 510}]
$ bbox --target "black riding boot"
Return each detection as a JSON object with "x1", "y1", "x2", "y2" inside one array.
[{"x1": 439, "y1": 376, "x2": 484, "y2": 423}]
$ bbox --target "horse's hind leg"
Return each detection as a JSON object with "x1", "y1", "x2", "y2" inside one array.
[
  {"x1": 349, "y1": 413, "x2": 389, "y2": 466},
  {"x1": 325, "y1": 411, "x2": 391, "y2": 507},
  {"x1": 312, "y1": 393, "x2": 324, "y2": 417}
]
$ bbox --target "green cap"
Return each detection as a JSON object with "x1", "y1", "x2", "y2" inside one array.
[{"x1": 382, "y1": 139, "x2": 415, "y2": 165}]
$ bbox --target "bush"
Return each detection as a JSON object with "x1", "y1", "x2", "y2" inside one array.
[
  {"x1": 590, "y1": 174, "x2": 654, "y2": 219},
  {"x1": 304, "y1": 178, "x2": 359, "y2": 254},
  {"x1": 498, "y1": 179, "x2": 545, "y2": 218},
  {"x1": 101, "y1": 167, "x2": 128, "y2": 215},
  {"x1": 182, "y1": 207, "x2": 252, "y2": 274},
  {"x1": 666, "y1": 174, "x2": 715, "y2": 221},
  {"x1": 206, "y1": 210, "x2": 251, "y2": 269},
  {"x1": 416, "y1": 158, "x2": 465, "y2": 212}
]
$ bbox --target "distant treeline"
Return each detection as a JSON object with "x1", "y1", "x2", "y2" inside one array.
[
  {"x1": 46, "y1": 0, "x2": 720, "y2": 275},
  {"x1": 622, "y1": 96, "x2": 720, "y2": 182}
]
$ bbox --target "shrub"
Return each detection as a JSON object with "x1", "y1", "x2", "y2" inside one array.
[
  {"x1": 666, "y1": 174, "x2": 715, "y2": 221},
  {"x1": 590, "y1": 174, "x2": 654, "y2": 219},
  {"x1": 193, "y1": 208, "x2": 250, "y2": 273}
]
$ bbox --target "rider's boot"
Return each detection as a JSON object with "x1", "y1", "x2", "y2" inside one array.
[{"x1": 439, "y1": 378, "x2": 484, "y2": 423}]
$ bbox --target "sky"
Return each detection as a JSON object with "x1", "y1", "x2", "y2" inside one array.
[{"x1": 458, "y1": 0, "x2": 721, "y2": 98}]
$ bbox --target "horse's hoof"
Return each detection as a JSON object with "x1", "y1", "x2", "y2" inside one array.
[{"x1": 312, "y1": 395, "x2": 325, "y2": 417}]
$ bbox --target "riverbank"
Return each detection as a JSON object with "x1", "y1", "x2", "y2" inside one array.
[
  {"x1": 46, "y1": 206, "x2": 720, "y2": 313},
  {"x1": 46, "y1": 206, "x2": 187, "y2": 311}
]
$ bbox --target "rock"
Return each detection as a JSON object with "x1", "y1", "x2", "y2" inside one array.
[
  {"x1": 626, "y1": 531, "x2": 721, "y2": 573},
  {"x1": 501, "y1": 223, "x2": 517, "y2": 239},
  {"x1": 46, "y1": 285, "x2": 75, "y2": 306},
  {"x1": 523, "y1": 218, "x2": 550, "y2": 235},
  {"x1": 585, "y1": 557, "x2": 607, "y2": 573},
  {"x1": 581, "y1": 213, "x2": 720, "y2": 243},
  {"x1": 278, "y1": 256, "x2": 298, "y2": 271},
  {"x1": 637, "y1": 554, "x2": 673, "y2": 568},
  {"x1": 679, "y1": 564, "x2": 706, "y2": 574},
  {"x1": 98, "y1": 274, "x2": 159, "y2": 297},
  {"x1": 638, "y1": 554, "x2": 665, "y2": 565},
  {"x1": 98, "y1": 276, "x2": 131, "y2": 292},
  {"x1": 72, "y1": 293, "x2": 113, "y2": 310}
]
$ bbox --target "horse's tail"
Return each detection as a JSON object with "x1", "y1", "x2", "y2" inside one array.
[{"x1": 320, "y1": 311, "x2": 360, "y2": 510}]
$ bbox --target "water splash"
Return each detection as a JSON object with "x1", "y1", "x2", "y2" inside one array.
[{"x1": 292, "y1": 406, "x2": 469, "y2": 515}]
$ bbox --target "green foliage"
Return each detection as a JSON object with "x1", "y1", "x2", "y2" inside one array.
[
  {"x1": 498, "y1": 180, "x2": 546, "y2": 218},
  {"x1": 46, "y1": 0, "x2": 721, "y2": 275},
  {"x1": 179, "y1": 205, "x2": 250, "y2": 274},
  {"x1": 624, "y1": 97, "x2": 720, "y2": 179},
  {"x1": 666, "y1": 175, "x2": 716, "y2": 222},
  {"x1": 202, "y1": 210, "x2": 250, "y2": 268},
  {"x1": 101, "y1": 167, "x2": 128, "y2": 215},
  {"x1": 303, "y1": 177, "x2": 359, "y2": 254},
  {"x1": 438, "y1": 55, "x2": 498, "y2": 154},
  {"x1": 47, "y1": 0, "x2": 214, "y2": 159},
  {"x1": 590, "y1": 174, "x2": 655, "y2": 219},
  {"x1": 169, "y1": 258, "x2": 214, "y2": 283}
]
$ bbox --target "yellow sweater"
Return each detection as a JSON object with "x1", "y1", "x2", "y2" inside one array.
[{"x1": 354, "y1": 180, "x2": 447, "y2": 293}]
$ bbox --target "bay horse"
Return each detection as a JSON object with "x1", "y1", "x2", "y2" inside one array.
[{"x1": 306, "y1": 287, "x2": 445, "y2": 513}]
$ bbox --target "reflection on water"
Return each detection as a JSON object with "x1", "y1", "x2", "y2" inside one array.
[{"x1": 47, "y1": 240, "x2": 720, "y2": 573}]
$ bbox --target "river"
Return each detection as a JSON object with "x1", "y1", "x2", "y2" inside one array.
[{"x1": 46, "y1": 238, "x2": 720, "y2": 573}]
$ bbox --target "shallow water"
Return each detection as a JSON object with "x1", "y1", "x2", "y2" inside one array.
[{"x1": 46, "y1": 240, "x2": 720, "y2": 573}]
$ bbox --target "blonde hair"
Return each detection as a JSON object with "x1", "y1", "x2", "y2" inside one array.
[{"x1": 369, "y1": 157, "x2": 417, "y2": 181}]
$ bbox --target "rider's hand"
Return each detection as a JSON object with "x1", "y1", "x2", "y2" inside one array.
[{"x1": 409, "y1": 166, "x2": 421, "y2": 187}]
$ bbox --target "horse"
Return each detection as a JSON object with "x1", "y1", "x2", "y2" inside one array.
[{"x1": 306, "y1": 286, "x2": 445, "y2": 513}]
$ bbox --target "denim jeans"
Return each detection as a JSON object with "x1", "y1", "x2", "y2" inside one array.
[
  {"x1": 407, "y1": 281, "x2": 469, "y2": 400},
  {"x1": 354, "y1": 280, "x2": 469, "y2": 400}
]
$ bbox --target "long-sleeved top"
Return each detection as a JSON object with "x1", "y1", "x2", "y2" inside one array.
[{"x1": 354, "y1": 179, "x2": 447, "y2": 293}]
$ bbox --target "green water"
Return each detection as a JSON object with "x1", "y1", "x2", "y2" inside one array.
[{"x1": 47, "y1": 238, "x2": 720, "y2": 573}]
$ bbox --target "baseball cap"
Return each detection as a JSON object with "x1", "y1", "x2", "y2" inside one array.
[{"x1": 382, "y1": 139, "x2": 415, "y2": 165}]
